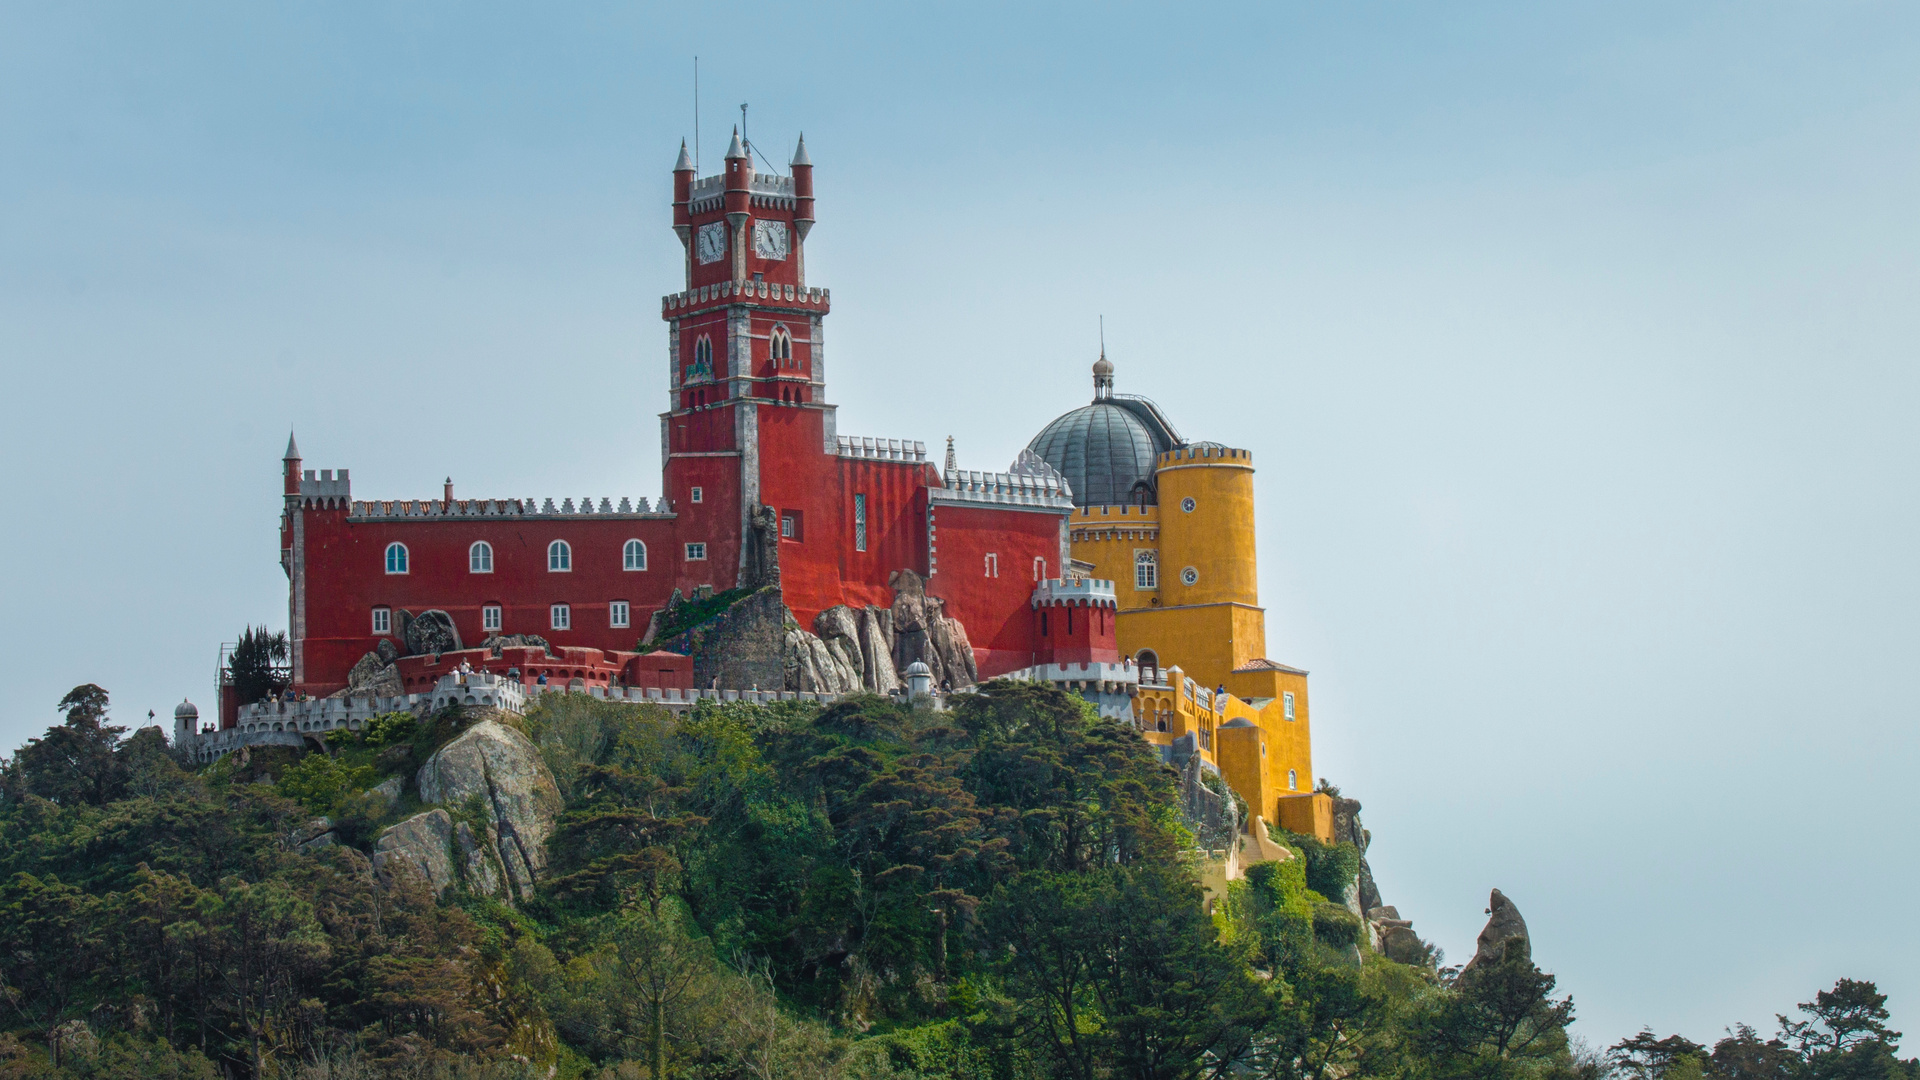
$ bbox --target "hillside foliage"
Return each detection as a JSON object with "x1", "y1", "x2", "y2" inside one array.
[{"x1": 0, "y1": 681, "x2": 1906, "y2": 1080}]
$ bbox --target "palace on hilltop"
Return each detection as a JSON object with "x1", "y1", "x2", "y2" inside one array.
[{"x1": 200, "y1": 127, "x2": 1333, "y2": 841}]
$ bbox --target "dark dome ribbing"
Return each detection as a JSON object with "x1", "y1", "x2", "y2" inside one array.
[{"x1": 1027, "y1": 403, "x2": 1169, "y2": 507}]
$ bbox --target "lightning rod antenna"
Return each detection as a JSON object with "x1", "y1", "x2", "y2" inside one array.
[{"x1": 693, "y1": 57, "x2": 701, "y2": 174}]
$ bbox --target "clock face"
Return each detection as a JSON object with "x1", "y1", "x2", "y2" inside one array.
[
  {"x1": 695, "y1": 222, "x2": 727, "y2": 265},
  {"x1": 752, "y1": 219, "x2": 789, "y2": 261}
]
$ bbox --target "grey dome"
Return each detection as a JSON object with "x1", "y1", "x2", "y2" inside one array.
[
  {"x1": 174, "y1": 699, "x2": 199, "y2": 720},
  {"x1": 1028, "y1": 402, "x2": 1173, "y2": 507}
]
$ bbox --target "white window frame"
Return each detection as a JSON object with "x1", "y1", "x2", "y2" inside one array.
[
  {"x1": 770, "y1": 325, "x2": 792, "y2": 366},
  {"x1": 384, "y1": 542, "x2": 408, "y2": 575},
  {"x1": 1134, "y1": 549, "x2": 1158, "y2": 590},
  {"x1": 686, "y1": 542, "x2": 707, "y2": 561},
  {"x1": 1288, "y1": 769, "x2": 1298, "y2": 791},
  {"x1": 481, "y1": 604, "x2": 502, "y2": 633},
  {"x1": 1283, "y1": 691, "x2": 1296, "y2": 721},
  {"x1": 610, "y1": 600, "x2": 630, "y2": 628},
  {"x1": 372, "y1": 607, "x2": 391, "y2": 634},
  {"x1": 984, "y1": 552, "x2": 999, "y2": 578},
  {"x1": 690, "y1": 486, "x2": 703, "y2": 504},
  {"x1": 623, "y1": 539, "x2": 647, "y2": 571},
  {"x1": 547, "y1": 540, "x2": 572, "y2": 572},
  {"x1": 469, "y1": 540, "x2": 493, "y2": 574},
  {"x1": 854, "y1": 493, "x2": 868, "y2": 552},
  {"x1": 550, "y1": 604, "x2": 571, "y2": 631},
  {"x1": 1033, "y1": 556, "x2": 1047, "y2": 582}
]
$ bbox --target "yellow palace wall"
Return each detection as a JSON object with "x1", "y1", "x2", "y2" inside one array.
[
  {"x1": 1068, "y1": 444, "x2": 1331, "y2": 842},
  {"x1": 1134, "y1": 665, "x2": 1329, "y2": 842}
]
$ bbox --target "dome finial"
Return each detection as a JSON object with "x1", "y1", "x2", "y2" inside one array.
[
  {"x1": 1092, "y1": 316, "x2": 1114, "y2": 400},
  {"x1": 1092, "y1": 350, "x2": 1114, "y2": 401}
]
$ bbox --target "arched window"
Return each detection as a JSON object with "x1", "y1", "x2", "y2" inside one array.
[
  {"x1": 469, "y1": 541, "x2": 493, "y2": 573},
  {"x1": 770, "y1": 326, "x2": 792, "y2": 368},
  {"x1": 1288, "y1": 769, "x2": 1298, "y2": 791},
  {"x1": 384, "y1": 543, "x2": 408, "y2": 574},
  {"x1": 623, "y1": 539, "x2": 647, "y2": 571},
  {"x1": 1136, "y1": 649, "x2": 1159, "y2": 685},
  {"x1": 548, "y1": 540, "x2": 572, "y2": 572},
  {"x1": 1134, "y1": 549, "x2": 1158, "y2": 590},
  {"x1": 1033, "y1": 556, "x2": 1048, "y2": 582},
  {"x1": 688, "y1": 336, "x2": 713, "y2": 380}
]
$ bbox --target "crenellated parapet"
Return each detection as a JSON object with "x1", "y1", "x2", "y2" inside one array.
[
  {"x1": 662, "y1": 280, "x2": 829, "y2": 316},
  {"x1": 346, "y1": 496, "x2": 674, "y2": 521},
  {"x1": 932, "y1": 467, "x2": 1075, "y2": 511},
  {"x1": 1031, "y1": 577, "x2": 1118, "y2": 609},
  {"x1": 837, "y1": 436, "x2": 928, "y2": 462}
]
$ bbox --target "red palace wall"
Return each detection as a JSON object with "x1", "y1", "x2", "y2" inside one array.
[
  {"x1": 284, "y1": 134, "x2": 1077, "y2": 693},
  {"x1": 290, "y1": 503, "x2": 689, "y2": 694},
  {"x1": 927, "y1": 503, "x2": 1069, "y2": 679}
]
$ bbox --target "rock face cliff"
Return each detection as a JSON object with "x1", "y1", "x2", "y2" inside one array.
[
  {"x1": 1463, "y1": 888, "x2": 1530, "y2": 972},
  {"x1": 415, "y1": 717, "x2": 563, "y2": 901},
  {"x1": 373, "y1": 809, "x2": 456, "y2": 895},
  {"x1": 1332, "y1": 792, "x2": 1440, "y2": 968},
  {"x1": 662, "y1": 571, "x2": 978, "y2": 695}
]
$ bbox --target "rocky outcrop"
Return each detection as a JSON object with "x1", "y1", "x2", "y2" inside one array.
[
  {"x1": 373, "y1": 809, "x2": 456, "y2": 895},
  {"x1": 810, "y1": 604, "x2": 903, "y2": 695},
  {"x1": 657, "y1": 572, "x2": 978, "y2": 695},
  {"x1": 288, "y1": 816, "x2": 337, "y2": 853},
  {"x1": 784, "y1": 621, "x2": 864, "y2": 693},
  {"x1": 369, "y1": 775, "x2": 404, "y2": 807},
  {"x1": 456, "y1": 821, "x2": 504, "y2": 900},
  {"x1": 480, "y1": 633, "x2": 552, "y2": 656},
  {"x1": 334, "y1": 650, "x2": 403, "y2": 698},
  {"x1": 1463, "y1": 888, "x2": 1530, "y2": 972},
  {"x1": 1331, "y1": 796, "x2": 1383, "y2": 914},
  {"x1": 887, "y1": 571, "x2": 977, "y2": 689},
  {"x1": 1330, "y1": 791, "x2": 1440, "y2": 969},
  {"x1": 1179, "y1": 757, "x2": 1240, "y2": 852},
  {"x1": 403, "y1": 609, "x2": 462, "y2": 656},
  {"x1": 417, "y1": 719, "x2": 562, "y2": 900}
]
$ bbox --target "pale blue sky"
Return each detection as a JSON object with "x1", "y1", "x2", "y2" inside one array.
[{"x1": 4, "y1": 1, "x2": 1918, "y2": 1049}]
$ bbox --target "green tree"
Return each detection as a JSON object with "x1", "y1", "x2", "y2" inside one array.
[
  {"x1": 1780, "y1": 980, "x2": 1910, "y2": 1080},
  {"x1": 192, "y1": 876, "x2": 330, "y2": 1077},
  {"x1": 986, "y1": 865, "x2": 1262, "y2": 1080},
  {"x1": 0, "y1": 873, "x2": 101, "y2": 1064},
  {"x1": 1611, "y1": 1029, "x2": 1709, "y2": 1080},
  {"x1": 10, "y1": 685, "x2": 127, "y2": 806},
  {"x1": 1708, "y1": 1024, "x2": 1801, "y2": 1080},
  {"x1": 1414, "y1": 940, "x2": 1575, "y2": 1080},
  {"x1": 226, "y1": 626, "x2": 290, "y2": 707},
  {"x1": 611, "y1": 904, "x2": 717, "y2": 1080}
]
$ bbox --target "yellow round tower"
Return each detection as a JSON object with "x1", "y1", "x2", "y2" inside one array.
[{"x1": 1153, "y1": 446, "x2": 1257, "y2": 608}]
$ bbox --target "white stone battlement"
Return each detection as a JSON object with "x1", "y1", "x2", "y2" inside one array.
[
  {"x1": 175, "y1": 674, "x2": 528, "y2": 764},
  {"x1": 347, "y1": 496, "x2": 673, "y2": 520},
  {"x1": 837, "y1": 436, "x2": 927, "y2": 462},
  {"x1": 932, "y1": 467, "x2": 1075, "y2": 510},
  {"x1": 1031, "y1": 577, "x2": 1118, "y2": 608},
  {"x1": 662, "y1": 281, "x2": 828, "y2": 312}
]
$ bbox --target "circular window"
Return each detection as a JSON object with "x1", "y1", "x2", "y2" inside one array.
[
  {"x1": 1181, "y1": 566, "x2": 1199, "y2": 586},
  {"x1": 1181, "y1": 497, "x2": 1196, "y2": 513}
]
